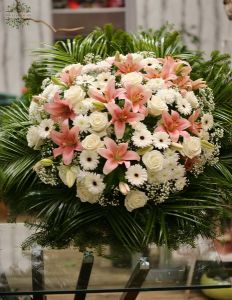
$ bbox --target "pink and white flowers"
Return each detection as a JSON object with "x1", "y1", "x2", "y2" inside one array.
[{"x1": 27, "y1": 53, "x2": 221, "y2": 211}]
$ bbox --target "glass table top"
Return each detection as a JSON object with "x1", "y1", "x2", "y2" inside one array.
[{"x1": 0, "y1": 223, "x2": 231, "y2": 297}]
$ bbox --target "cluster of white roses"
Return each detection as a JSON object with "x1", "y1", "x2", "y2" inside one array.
[{"x1": 27, "y1": 52, "x2": 222, "y2": 212}]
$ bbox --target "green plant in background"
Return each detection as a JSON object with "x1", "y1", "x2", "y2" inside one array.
[{"x1": 0, "y1": 25, "x2": 231, "y2": 252}]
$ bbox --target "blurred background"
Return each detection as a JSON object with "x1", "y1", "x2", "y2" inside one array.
[{"x1": 0, "y1": 0, "x2": 232, "y2": 96}]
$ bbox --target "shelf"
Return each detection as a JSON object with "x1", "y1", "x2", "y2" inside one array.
[{"x1": 53, "y1": 7, "x2": 125, "y2": 14}]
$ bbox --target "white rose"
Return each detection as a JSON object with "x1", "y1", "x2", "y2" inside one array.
[
  {"x1": 41, "y1": 84, "x2": 61, "y2": 102},
  {"x1": 125, "y1": 190, "x2": 148, "y2": 212},
  {"x1": 182, "y1": 137, "x2": 201, "y2": 159},
  {"x1": 89, "y1": 112, "x2": 108, "y2": 132},
  {"x1": 142, "y1": 150, "x2": 164, "y2": 171},
  {"x1": 147, "y1": 96, "x2": 168, "y2": 116},
  {"x1": 81, "y1": 134, "x2": 103, "y2": 150},
  {"x1": 121, "y1": 72, "x2": 143, "y2": 86},
  {"x1": 76, "y1": 182, "x2": 99, "y2": 203},
  {"x1": 26, "y1": 126, "x2": 44, "y2": 150},
  {"x1": 145, "y1": 78, "x2": 165, "y2": 93},
  {"x1": 64, "y1": 86, "x2": 85, "y2": 112}
]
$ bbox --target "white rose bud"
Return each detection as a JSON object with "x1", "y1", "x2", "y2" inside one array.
[
  {"x1": 182, "y1": 137, "x2": 201, "y2": 159},
  {"x1": 76, "y1": 182, "x2": 99, "y2": 204},
  {"x1": 121, "y1": 72, "x2": 143, "y2": 86},
  {"x1": 125, "y1": 190, "x2": 148, "y2": 212},
  {"x1": 82, "y1": 134, "x2": 103, "y2": 150},
  {"x1": 142, "y1": 150, "x2": 164, "y2": 171},
  {"x1": 147, "y1": 96, "x2": 168, "y2": 116},
  {"x1": 64, "y1": 86, "x2": 85, "y2": 112},
  {"x1": 26, "y1": 126, "x2": 44, "y2": 150},
  {"x1": 119, "y1": 182, "x2": 130, "y2": 195},
  {"x1": 89, "y1": 112, "x2": 108, "y2": 132}
]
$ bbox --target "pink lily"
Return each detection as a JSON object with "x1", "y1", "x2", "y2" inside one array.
[
  {"x1": 191, "y1": 78, "x2": 206, "y2": 90},
  {"x1": 107, "y1": 100, "x2": 145, "y2": 139},
  {"x1": 60, "y1": 64, "x2": 82, "y2": 86},
  {"x1": 88, "y1": 79, "x2": 125, "y2": 103},
  {"x1": 98, "y1": 137, "x2": 139, "y2": 174},
  {"x1": 114, "y1": 54, "x2": 143, "y2": 75},
  {"x1": 50, "y1": 123, "x2": 82, "y2": 165},
  {"x1": 188, "y1": 109, "x2": 202, "y2": 135},
  {"x1": 44, "y1": 93, "x2": 76, "y2": 123},
  {"x1": 155, "y1": 111, "x2": 191, "y2": 142},
  {"x1": 122, "y1": 84, "x2": 152, "y2": 113}
]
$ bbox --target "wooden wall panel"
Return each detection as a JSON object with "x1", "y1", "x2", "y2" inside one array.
[{"x1": 126, "y1": 0, "x2": 232, "y2": 56}]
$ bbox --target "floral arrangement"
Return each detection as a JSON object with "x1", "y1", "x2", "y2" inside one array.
[
  {"x1": 0, "y1": 26, "x2": 231, "y2": 251},
  {"x1": 27, "y1": 53, "x2": 222, "y2": 211}
]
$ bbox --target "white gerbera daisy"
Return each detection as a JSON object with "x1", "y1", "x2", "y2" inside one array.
[
  {"x1": 131, "y1": 122, "x2": 147, "y2": 131},
  {"x1": 125, "y1": 164, "x2": 147, "y2": 186},
  {"x1": 145, "y1": 78, "x2": 166, "y2": 93},
  {"x1": 97, "y1": 72, "x2": 114, "y2": 86},
  {"x1": 176, "y1": 98, "x2": 192, "y2": 115},
  {"x1": 153, "y1": 132, "x2": 171, "y2": 149},
  {"x1": 78, "y1": 98, "x2": 94, "y2": 114},
  {"x1": 175, "y1": 177, "x2": 187, "y2": 191},
  {"x1": 38, "y1": 119, "x2": 54, "y2": 139},
  {"x1": 90, "y1": 81, "x2": 105, "y2": 92},
  {"x1": 79, "y1": 150, "x2": 99, "y2": 170},
  {"x1": 184, "y1": 91, "x2": 199, "y2": 109},
  {"x1": 76, "y1": 74, "x2": 95, "y2": 85},
  {"x1": 132, "y1": 129, "x2": 153, "y2": 147},
  {"x1": 201, "y1": 113, "x2": 214, "y2": 131},
  {"x1": 26, "y1": 126, "x2": 43, "y2": 150},
  {"x1": 84, "y1": 173, "x2": 105, "y2": 194},
  {"x1": 142, "y1": 58, "x2": 161, "y2": 70},
  {"x1": 156, "y1": 89, "x2": 182, "y2": 104},
  {"x1": 73, "y1": 115, "x2": 90, "y2": 133}
]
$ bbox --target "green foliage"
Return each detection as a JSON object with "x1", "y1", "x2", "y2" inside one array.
[
  {"x1": 22, "y1": 61, "x2": 47, "y2": 97},
  {"x1": 0, "y1": 25, "x2": 232, "y2": 252}
]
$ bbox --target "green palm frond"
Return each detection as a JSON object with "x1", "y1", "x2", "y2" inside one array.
[
  {"x1": 34, "y1": 24, "x2": 133, "y2": 76},
  {"x1": 0, "y1": 100, "x2": 39, "y2": 201}
]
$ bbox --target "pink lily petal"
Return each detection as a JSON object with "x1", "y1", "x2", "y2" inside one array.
[
  {"x1": 63, "y1": 147, "x2": 74, "y2": 165},
  {"x1": 169, "y1": 130, "x2": 180, "y2": 142},
  {"x1": 180, "y1": 131, "x2": 190, "y2": 139},
  {"x1": 117, "y1": 143, "x2": 128, "y2": 157},
  {"x1": 123, "y1": 151, "x2": 140, "y2": 161},
  {"x1": 103, "y1": 160, "x2": 119, "y2": 175},
  {"x1": 104, "y1": 137, "x2": 118, "y2": 153},
  {"x1": 53, "y1": 147, "x2": 64, "y2": 158},
  {"x1": 124, "y1": 161, "x2": 131, "y2": 168},
  {"x1": 97, "y1": 148, "x2": 113, "y2": 160},
  {"x1": 114, "y1": 122, "x2": 126, "y2": 139}
]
